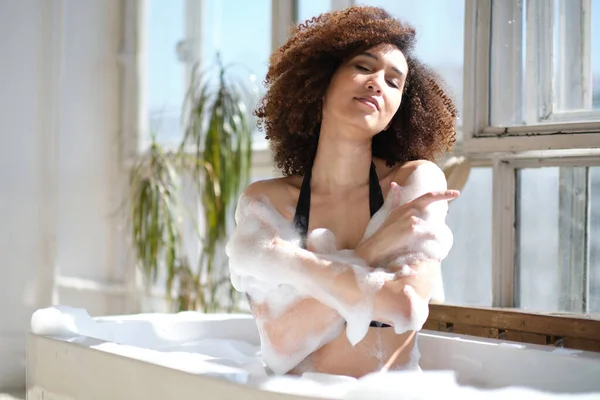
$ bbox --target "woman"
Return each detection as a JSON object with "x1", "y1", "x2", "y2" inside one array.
[{"x1": 226, "y1": 6, "x2": 459, "y2": 378}]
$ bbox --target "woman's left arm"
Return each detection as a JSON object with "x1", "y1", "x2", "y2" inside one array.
[{"x1": 356, "y1": 160, "x2": 458, "y2": 332}]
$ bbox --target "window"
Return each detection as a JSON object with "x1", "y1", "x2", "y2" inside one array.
[
  {"x1": 516, "y1": 167, "x2": 562, "y2": 312},
  {"x1": 515, "y1": 164, "x2": 600, "y2": 314},
  {"x1": 296, "y1": 0, "x2": 332, "y2": 23},
  {"x1": 590, "y1": 166, "x2": 600, "y2": 312},
  {"x1": 460, "y1": 0, "x2": 600, "y2": 317},
  {"x1": 464, "y1": 0, "x2": 600, "y2": 154},
  {"x1": 146, "y1": 0, "x2": 186, "y2": 147},
  {"x1": 201, "y1": 0, "x2": 271, "y2": 82},
  {"x1": 444, "y1": 167, "x2": 493, "y2": 306},
  {"x1": 201, "y1": 0, "x2": 272, "y2": 152},
  {"x1": 145, "y1": 0, "x2": 271, "y2": 150},
  {"x1": 488, "y1": 0, "x2": 600, "y2": 128}
]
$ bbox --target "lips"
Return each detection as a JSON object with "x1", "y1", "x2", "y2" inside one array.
[{"x1": 355, "y1": 97, "x2": 380, "y2": 111}]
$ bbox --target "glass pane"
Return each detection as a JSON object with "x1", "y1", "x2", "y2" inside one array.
[
  {"x1": 590, "y1": 167, "x2": 600, "y2": 313},
  {"x1": 553, "y1": 0, "x2": 600, "y2": 113},
  {"x1": 443, "y1": 167, "x2": 493, "y2": 306},
  {"x1": 517, "y1": 168, "x2": 560, "y2": 312},
  {"x1": 490, "y1": 0, "x2": 600, "y2": 127},
  {"x1": 297, "y1": 0, "x2": 331, "y2": 24},
  {"x1": 202, "y1": 0, "x2": 271, "y2": 150},
  {"x1": 593, "y1": 0, "x2": 600, "y2": 109},
  {"x1": 517, "y1": 166, "x2": 599, "y2": 316},
  {"x1": 356, "y1": 0, "x2": 465, "y2": 138},
  {"x1": 202, "y1": 0, "x2": 270, "y2": 83},
  {"x1": 147, "y1": 0, "x2": 186, "y2": 145}
]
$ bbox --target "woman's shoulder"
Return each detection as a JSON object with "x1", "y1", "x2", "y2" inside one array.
[
  {"x1": 241, "y1": 176, "x2": 302, "y2": 217},
  {"x1": 390, "y1": 159, "x2": 447, "y2": 190}
]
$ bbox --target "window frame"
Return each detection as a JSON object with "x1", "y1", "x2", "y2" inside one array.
[
  {"x1": 463, "y1": 0, "x2": 600, "y2": 155},
  {"x1": 463, "y1": 0, "x2": 600, "y2": 322}
]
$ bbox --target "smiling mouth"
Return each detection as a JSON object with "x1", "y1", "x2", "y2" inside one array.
[{"x1": 355, "y1": 98, "x2": 379, "y2": 111}]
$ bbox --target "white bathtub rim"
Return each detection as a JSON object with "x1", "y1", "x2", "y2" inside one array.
[
  {"x1": 27, "y1": 307, "x2": 600, "y2": 398},
  {"x1": 419, "y1": 329, "x2": 600, "y2": 361},
  {"x1": 27, "y1": 333, "x2": 600, "y2": 400}
]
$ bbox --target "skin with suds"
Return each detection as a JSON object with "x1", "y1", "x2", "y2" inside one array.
[{"x1": 226, "y1": 163, "x2": 456, "y2": 375}]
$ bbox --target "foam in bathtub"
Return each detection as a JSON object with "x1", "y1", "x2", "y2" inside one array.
[
  {"x1": 226, "y1": 162, "x2": 455, "y2": 373},
  {"x1": 94, "y1": 342, "x2": 261, "y2": 384},
  {"x1": 30, "y1": 306, "x2": 267, "y2": 383},
  {"x1": 31, "y1": 305, "x2": 110, "y2": 340},
  {"x1": 260, "y1": 370, "x2": 600, "y2": 400},
  {"x1": 30, "y1": 308, "x2": 600, "y2": 399}
]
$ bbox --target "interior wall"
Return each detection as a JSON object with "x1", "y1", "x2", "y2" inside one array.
[{"x1": 0, "y1": 0, "x2": 134, "y2": 389}]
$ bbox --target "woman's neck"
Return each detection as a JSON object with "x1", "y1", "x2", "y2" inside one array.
[{"x1": 310, "y1": 123, "x2": 373, "y2": 195}]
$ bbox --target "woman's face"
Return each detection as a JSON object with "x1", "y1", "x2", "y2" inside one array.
[{"x1": 322, "y1": 44, "x2": 408, "y2": 137}]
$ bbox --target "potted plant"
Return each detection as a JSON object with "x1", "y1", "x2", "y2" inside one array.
[{"x1": 128, "y1": 61, "x2": 254, "y2": 313}]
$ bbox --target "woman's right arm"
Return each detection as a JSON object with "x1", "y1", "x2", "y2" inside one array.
[
  {"x1": 227, "y1": 183, "x2": 351, "y2": 373},
  {"x1": 229, "y1": 203, "x2": 374, "y2": 372}
]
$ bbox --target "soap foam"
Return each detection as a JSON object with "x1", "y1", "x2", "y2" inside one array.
[
  {"x1": 227, "y1": 195, "x2": 385, "y2": 367},
  {"x1": 226, "y1": 162, "x2": 455, "y2": 374},
  {"x1": 29, "y1": 307, "x2": 600, "y2": 399}
]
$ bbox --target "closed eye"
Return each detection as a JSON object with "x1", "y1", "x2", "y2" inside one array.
[
  {"x1": 386, "y1": 79, "x2": 399, "y2": 89},
  {"x1": 355, "y1": 64, "x2": 370, "y2": 72}
]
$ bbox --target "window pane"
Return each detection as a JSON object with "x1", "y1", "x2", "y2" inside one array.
[
  {"x1": 517, "y1": 166, "x2": 598, "y2": 315},
  {"x1": 517, "y1": 168, "x2": 560, "y2": 312},
  {"x1": 590, "y1": 166, "x2": 600, "y2": 313},
  {"x1": 490, "y1": 0, "x2": 600, "y2": 127},
  {"x1": 202, "y1": 0, "x2": 271, "y2": 150},
  {"x1": 297, "y1": 0, "x2": 331, "y2": 23},
  {"x1": 147, "y1": 0, "x2": 186, "y2": 145},
  {"x1": 553, "y1": 0, "x2": 600, "y2": 113},
  {"x1": 202, "y1": 0, "x2": 271, "y2": 83},
  {"x1": 443, "y1": 167, "x2": 493, "y2": 306},
  {"x1": 357, "y1": 0, "x2": 465, "y2": 139},
  {"x1": 593, "y1": 0, "x2": 600, "y2": 109}
]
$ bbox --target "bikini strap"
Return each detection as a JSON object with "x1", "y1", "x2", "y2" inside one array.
[{"x1": 293, "y1": 160, "x2": 384, "y2": 248}]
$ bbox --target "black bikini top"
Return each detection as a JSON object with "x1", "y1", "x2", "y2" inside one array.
[{"x1": 293, "y1": 160, "x2": 391, "y2": 328}]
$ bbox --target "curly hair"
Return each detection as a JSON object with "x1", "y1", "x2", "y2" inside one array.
[{"x1": 254, "y1": 6, "x2": 458, "y2": 177}]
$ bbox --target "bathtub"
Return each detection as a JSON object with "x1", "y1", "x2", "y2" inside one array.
[{"x1": 27, "y1": 307, "x2": 600, "y2": 400}]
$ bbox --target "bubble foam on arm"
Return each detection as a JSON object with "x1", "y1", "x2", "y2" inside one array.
[
  {"x1": 360, "y1": 161, "x2": 456, "y2": 332},
  {"x1": 363, "y1": 161, "x2": 453, "y2": 260},
  {"x1": 226, "y1": 191, "x2": 397, "y2": 356},
  {"x1": 226, "y1": 191, "x2": 385, "y2": 373},
  {"x1": 249, "y1": 294, "x2": 346, "y2": 375},
  {"x1": 226, "y1": 163, "x2": 457, "y2": 369}
]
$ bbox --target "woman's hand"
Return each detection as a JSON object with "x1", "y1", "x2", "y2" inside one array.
[{"x1": 354, "y1": 183, "x2": 459, "y2": 268}]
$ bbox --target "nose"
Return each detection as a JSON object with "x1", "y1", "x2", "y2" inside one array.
[{"x1": 365, "y1": 78, "x2": 382, "y2": 94}]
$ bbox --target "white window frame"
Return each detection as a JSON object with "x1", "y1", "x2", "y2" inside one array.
[
  {"x1": 463, "y1": 0, "x2": 600, "y2": 155},
  {"x1": 464, "y1": 0, "x2": 600, "y2": 313}
]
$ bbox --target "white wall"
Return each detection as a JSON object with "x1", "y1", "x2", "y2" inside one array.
[{"x1": 0, "y1": 0, "x2": 134, "y2": 389}]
